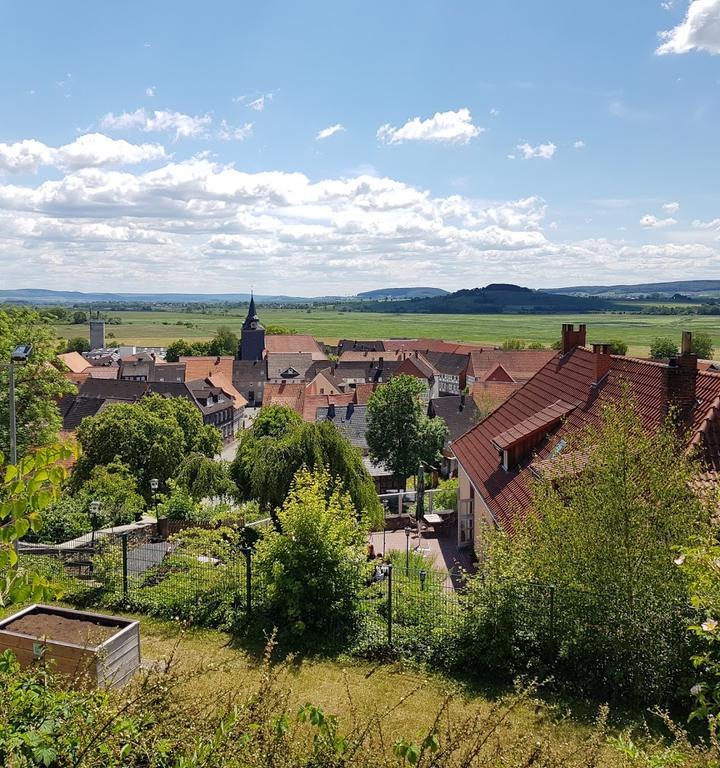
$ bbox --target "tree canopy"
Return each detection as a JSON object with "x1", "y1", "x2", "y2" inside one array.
[
  {"x1": 366, "y1": 375, "x2": 447, "y2": 489},
  {"x1": 650, "y1": 336, "x2": 679, "y2": 359},
  {"x1": 0, "y1": 308, "x2": 75, "y2": 457},
  {"x1": 231, "y1": 405, "x2": 382, "y2": 528}
]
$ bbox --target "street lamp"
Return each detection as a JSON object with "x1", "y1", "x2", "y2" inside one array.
[
  {"x1": 7, "y1": 343, "x2": 32, "y2": 465},
  {"x1": 89, "y1": 500, "x2": 100, "y2": 548},
  {"x1": 150, "y1": 478, "x2": 159, "y2": 518},
  {"x1": 419, "y1": 569, "x2": 427, "y2": 591},
  {"x1": 404, "y1": 526, "x2": 411, "y2": 576}
]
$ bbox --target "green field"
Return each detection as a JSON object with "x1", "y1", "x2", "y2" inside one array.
[{"x1": 54, "y1": 308, "x2": 720, "y2": 358}]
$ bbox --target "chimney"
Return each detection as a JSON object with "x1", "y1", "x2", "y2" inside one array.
[
  {"x1": 592, "y1": 343, "x2": 612, "y2": 384},
  {"x1": 460, "y1": 393, "x2": 466, "y2": 410},
  {"x1": 667, "y1": 331, "x2": 698, "y2": 424},
  {"x1": 561, "y1": 323, "x2": 587, "y2": 355},
  {"x1": 328, "y1": 403, "x2": 336, "y2": 418}
]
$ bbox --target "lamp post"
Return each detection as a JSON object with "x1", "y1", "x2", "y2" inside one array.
[
  {"x1": 150, "y1": 478, "x2": 159, "y2": 512},
  {"x1": 419, "y1": 569, "x2": 427, "y2": 591},
  {"x1": 89, "y1": 500, "x2": 100, "y2": 548},
  {"x1": 6, "y1": 344, "x2": 32, "y2": 465},
  {"x1": 404, "y1": 525, "x2": 411, "y2": 576}
]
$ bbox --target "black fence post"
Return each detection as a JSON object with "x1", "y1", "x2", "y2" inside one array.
[
  {"x1": 242, "y1": 547, "x2": 252, "y2": 620},
  {"x1": 121, "y1": 534, "x2": 129, "y2": 598},
  {"x1": 386, "y1": 563, "x2": 393, "y2": 646}
]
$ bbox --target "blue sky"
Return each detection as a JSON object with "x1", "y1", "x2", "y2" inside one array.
[{"x1": 0, "y1": 0, "x2": 719, "y2": 294}]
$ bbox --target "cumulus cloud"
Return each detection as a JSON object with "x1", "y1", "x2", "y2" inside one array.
[
  {"x1": 663, "y1": 201, "x2": 680, "y2": 214},
  {"x1": 0, "y1": 155, "x2": 717, "y2": 292},
  {"x1": 146, "y1": 86, "x2": 156, "y2": 97},
  {"x1": 517, "y1": 142, "x2": 556, "y2": 159},
  {"x1": 573, "y1": 140, "x2": 586, "y2": 149},
  {"x1": 377, "y1": 108, "x2": 482, "y2": 145},
  {"x1": 316, "y1": 124, "x2": 345, "y2": 140},
  {"x1": 0, "y1": 134, "x2": 166, "y2": 172},
  {"x1": 657, "y1": 0, "x2": 720, "y2": 55},
  {"x1": 100, "y1": 108, "x2": 212, "y2": 139},
  {"x1": 640, "y1": 213, "x2": 678, "y2": 228}
]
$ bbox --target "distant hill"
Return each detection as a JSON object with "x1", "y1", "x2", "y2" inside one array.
[
  {"x1": 544, "y1": 280, "x2": 720, "y2": 299},
  {"x1": 357, "y1": 287, "x2": 449, "y2": 300},
  {"x1": 0, "y1": 289, "x2": 343, "y2": 305},
  {"x1": 357, "y1": 284, "x2": 627, "y2": 314}
]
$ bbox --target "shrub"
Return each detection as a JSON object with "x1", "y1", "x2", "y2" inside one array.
[
  {"x1": 432, "y1": 477, "x2": 458, "y2": 511},
  {"x1": 253, "y1": 468, "x2": 369, "y2": 638},
  {"x1": 650, "y1": 336, "x2": 679, "y2": 359}
]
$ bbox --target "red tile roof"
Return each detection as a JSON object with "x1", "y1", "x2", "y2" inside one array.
[
  {"x1": 265, "y1": 334, "x2": 328, "y2": 361},
  {"x1": 453, "y1": 347, "x2": 720, "y2": 535},
  {"x1": 470, "y1": 381, "x2": 522, "y2": 413},
  {"x1": 468, "y1": 349, "x2": 556, "y2": 382},
  {"x1": 483, "y1": 363, "x2": 515, "y2": 382},
  {"x1": 383, "y1": 338, "x2": 485, "y2": 354},
  {"x1": 491, "y1": 400, "x2": 576, "y2": 451},
  {"x1": 262, "y1": 382, "x2": 305, "y2": 415},
  {"x1": 180, "y1": 356, "x2": 235, "y2": 381},
  {"x1": 301, "y1": 392, "x2": 354, "y2": 422}
]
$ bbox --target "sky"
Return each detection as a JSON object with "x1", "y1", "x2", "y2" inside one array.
[{"x1": 0, "y1": 0, "x2": 720, "y2": 295}]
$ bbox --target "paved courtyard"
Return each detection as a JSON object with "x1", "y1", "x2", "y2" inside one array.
[{"x1": 369, "y1": 523, "x2": 474, "y2": 588}]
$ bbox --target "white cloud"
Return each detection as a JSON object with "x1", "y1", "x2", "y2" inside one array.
[
  {"x1": 100, "y1": 108, "x2": 212, "y2": 139},
  {"x1": 146, "y1": 86, "x2": 156, "y2": 97},
  {"x1": 377, "y1": 108, "x2": 482, "y2": 145},
  {"x1": 247, "y1": 94, "x2": 271, "y2": 111},
  {"x1": 217, "y1": 121, "x2": 253, "y2": 141},
  {"x1": 573, "y1": 140, "x2": 586, "y2": 149},
  {"x1": 640, "y1": 213, "x2": 678, "y2": 228},
  {"x1": 316, "y1": 124, "x2": 346, "y2": 140},
  {"x1": 0, "y1": 133, "x2": 166, "y2": 172},
  {"x1": 517, "y1": 142, "x2": 556, "y2": 159},
  {"x1": 0, "y1": 154, "x2": 717, "y2": 292},
  {"x1": 663, "y1": 201, "x2": 680, "y2": 214},
  {"x1": 506, "y1": 153, "x2": 516, "y2": 160},
  {"x1": 489, "y1": 107, "x2": 500, "y2": 117},
  {"x1": 657, "y1": 0, "x2": 720, "y2": 54}
]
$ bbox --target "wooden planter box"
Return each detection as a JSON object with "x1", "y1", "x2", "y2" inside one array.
[{"x1": 0, "y1": 604, "x2": 140, "y2": 688}]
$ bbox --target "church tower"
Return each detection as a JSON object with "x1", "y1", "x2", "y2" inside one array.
[{"x1": 238, "y1": 293, "x2": 265, "y2": 361}]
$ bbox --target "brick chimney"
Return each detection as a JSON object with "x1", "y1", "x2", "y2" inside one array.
[
  {"x1": 667, "y1": 331, "x2": 698, "y2": 424},
  {"x1": 592, "y1": 343, "x2": 612, "y2": 384},
  {"x1": 561, "y1": 323, "x2": 587, "y2": 355}
]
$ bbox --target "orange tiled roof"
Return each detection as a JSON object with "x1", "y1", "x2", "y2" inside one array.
[
  {"x1": 208, "y1": 373, "x2": 248, "y2": 409},
  {"x1": 179, "y1": 356, "x2": 235, "y2": 381},
  {"x1": 453, "y1": 348, "x2": 720, "y2": 535},
  {"x1": 302, "y1": 392, "x2": 354, "y2": 422},
  {"x1": 471, "y1": 381, "x2": 522, "y2": 413},
  {"x1": 468, "y1": 349, "x2": 556, "y2": 382},
  {"x1": 262, "y1": 382, "x2": 305, "y2": 415},
  {"x1": 57, "y1": 352, "x2": 90, "y2": 374},
  {"x1": 265, "y1": 335, "x2": 328, "y2": 361}
]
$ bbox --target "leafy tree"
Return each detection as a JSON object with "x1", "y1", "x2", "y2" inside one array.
[
  {"x1": 142, "y1": 393, "x2": 222, "y2": 456},
  {"x1": 0, "y1": 443, "x2": 75, "y2": 605},
  {"x1": 253, "y1": 467, "x2": 369, "y2": 636},
  {"x1": 264, "y1": 324, "x2": 297, "y2": 335},
  {"x1": 73, "y1": 403, "x2": 185, "y2": 501},
  {"x1": 175, "y1": 453, "x2": 235, "y2": 501},
  {"x1": 72, "y1": 310, "x2": 88, "y2": 324},
  {"x1": 459, "y1": 396, "x2": 708, "y2": 704},
  {"x1": 366, "y1": 376, "x2": 448, "y2": 490},
  {"x1": 206, "y1": 325, "x2": 239, "y2": 356},
  {"x1": 692, "y1": 331, "x2": 714, "y2": 360},
  {"x1": 502, "y1": 338, "x2": 526, "y2": 350},
  {"x1": 155, "y1": 480, "x2": 198, "y2": 521},
  {"x1": 607, "y1": 339, "x2": 628, "y2": 355},
  {"x1": 165, "y1": 338, "x2": 209, "y2": 362},
  {"x1": 75, "y1": 460, "x2": 146, "y2": 525},
  {"x1": 650, "y1": 336, "x2": 679, "y2": 359},
  {"x1": 527, "y1": 341, "x2": 545, "y2": 350},
  {"x1": 64, "y1": 336, "x2": 90, "y2": 353},
  {"x1": 432, "y1": 477, "x2": 458, "y2": 511},
  {"x1": 231, "y1": 405, "x2": 382, "y2": 528},
  {"x1": 0, "y1": 308, "x2": 75, "y2": 457}
]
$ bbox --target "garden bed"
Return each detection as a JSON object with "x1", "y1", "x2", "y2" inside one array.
[{"x1": 0, "y1": 604, "x2": 140, "y2": 688}]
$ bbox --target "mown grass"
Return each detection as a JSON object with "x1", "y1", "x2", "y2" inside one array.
[{"x1": 53, "y1": 307, "x2": 720, "y2": 358}]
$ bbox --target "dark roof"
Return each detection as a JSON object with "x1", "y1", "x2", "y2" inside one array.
[
  {"x1": 146, "y1": 382, "x2": 195, "y2": 401},
  {"x1": 316, "y1": 403, "x2": 369, "y2": 450},
  {"x1": 62, "y1": 397, "x2": 105, "y2": 429},
  {"x1": 419, "y1": 351, "x2": 470, "y2": 376},
  {"x1": 337, "y1": 339, "x2": 386, "y2": 355},
  {"x1": 491, "y1": 400, "x2": 576, "y2": 450},
  {"x1": 151, "y1": 363, "x2": 186, "y2": 382},
  {"x1": 304, "y1": 360, "x2": 401, "y2": 384},
  {"x1": 453, "y1": 347, "x2": 720, "y2": 534},
  {"x1": 77, "y1": 379, "x2": 147, "y2": 401},
  {"x1": 429, "y1": 395, "x2": 482, "y2": 444}
]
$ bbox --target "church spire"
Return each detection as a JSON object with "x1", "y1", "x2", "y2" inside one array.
[
  {"x1": 238, "y1": 291, "x2": 265, "y2": 360},
  {"x1": 243, "y1": 291, "x2": 260, "y2": 330}
]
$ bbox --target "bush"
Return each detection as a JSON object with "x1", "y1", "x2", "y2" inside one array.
[
  {"x1": 433, "y1": 478, "x2": 458, "y2": 511},
  {"x1": 650, "y1": 336, "x2": 679, "y2": 359},
  {"x1": 253, "y1": 468, "x2": 369, "y2": 639}
]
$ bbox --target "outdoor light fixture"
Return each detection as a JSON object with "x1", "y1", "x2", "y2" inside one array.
[
  {"x1": 419, "y1": 569, "x2": 427, "y2": 591},
  {"x1": 89, "y1": 500, "x2": 101, "y2": 547},
  {"x1": 404, "y1": 526, "x2": 411, "y2": 576},
  {"x1": 5, "y1": 343, "x2": 32, "y2": 465},
  {"x1": 150, "y1": 478, "x2": 159, "y2": 492}
]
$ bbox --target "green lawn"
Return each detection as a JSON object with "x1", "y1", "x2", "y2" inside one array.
[{"x1": 54, "y1": 308, "x2": 720, "y2": 358}]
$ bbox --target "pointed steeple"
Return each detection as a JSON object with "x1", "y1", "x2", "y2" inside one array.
[
  {"x1": 242, "y1": 291, "x2": 261, "y2": 330},
  {"x1": 238, "y1": 291, "x2": 265, "y2": 361}
]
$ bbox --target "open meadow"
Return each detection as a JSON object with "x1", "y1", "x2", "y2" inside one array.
[{"x1": 53, "y1": 307, "x2": 720, "y2": 358}]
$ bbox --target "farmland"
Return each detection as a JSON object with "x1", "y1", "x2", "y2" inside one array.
[{"x1": 53, "y1": 307, "x2": 720, "y2": 358}]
